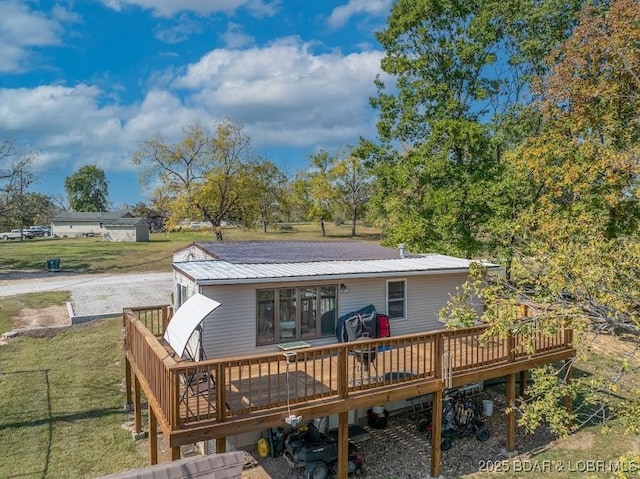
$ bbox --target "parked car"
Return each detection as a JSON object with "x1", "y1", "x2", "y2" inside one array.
[
  {"x1": 27, "y1": 226, "x2": 50, "y2": 237},
  {"x1": 1, "y1": 229, "x2": 35, "y2": 240}
]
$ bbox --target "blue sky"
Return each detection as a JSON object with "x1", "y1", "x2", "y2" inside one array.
[{"x1": 0, "y1": 0, "x2": 392, "y2": 208}]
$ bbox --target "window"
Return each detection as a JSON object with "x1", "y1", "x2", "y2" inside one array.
[
  {"x1": 177, "y1": 283, "x2": 189, "y2": 308},
  {"x1": 257, "y1": 290, "x2": 275, "y2": 343},
  {"x1": 387, "y1": 279, "x2": 406, "y2": 319},
  {"x1": 256, "y1": 285, "x2": 337, "y2": 345}
]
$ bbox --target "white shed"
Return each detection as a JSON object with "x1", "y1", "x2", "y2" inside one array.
[{"x1": 102, "y1": 218, "x2": 150, "y2": 242}]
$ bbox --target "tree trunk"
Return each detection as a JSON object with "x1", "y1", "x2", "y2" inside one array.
[
  {"x1": 263, "y1": 218, "x2": 268, "y2": 233},
  {"x1": 214, "y1": 223, "x2": 224, "y2": 241},
  {"x1": 320, "y1": 216, "x2": 326, "y2": 237},
  {"x1": 351, "y1": 206, "x2": 357, "y2": 237}
]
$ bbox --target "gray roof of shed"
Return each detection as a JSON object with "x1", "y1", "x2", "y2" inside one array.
[
  {"x1": 193, "y1": 241, "x2": 416, "y2": 263},
  {"x1": 103, "y1": 217, "x2": 147, "y2": 226}
]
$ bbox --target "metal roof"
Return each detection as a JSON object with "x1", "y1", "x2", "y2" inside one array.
[
  {"x1": 174, "y1": 254, "x2": 491, "y2": 285},
  {"x1": 192, "y1": 241, "x2": 417, "y2": 263},
  {"x1": 52, "y1": 210, "x2": 133, "y2": 221},
  {"x1": 102, "y1": 217, "x2": 147, "y2": 226}
]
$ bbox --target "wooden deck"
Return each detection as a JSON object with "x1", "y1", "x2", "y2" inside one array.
[{"x1": 123, "y1": 304, "x2": 574, "y2": 451}]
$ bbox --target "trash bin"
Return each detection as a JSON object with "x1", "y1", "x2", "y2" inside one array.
[{"x1": 46, "y1": 258, "x2": 60, "y2": 272}]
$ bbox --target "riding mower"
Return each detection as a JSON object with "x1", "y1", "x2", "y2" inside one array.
[
  {"x1": 417, "y1": 392, "x2": 490, "y2": 451},
  {"x1": 283, "y1": 422, "x2": 364, "y2": 479}
]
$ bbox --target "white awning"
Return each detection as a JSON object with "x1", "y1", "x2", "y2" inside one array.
[{"x1": 163, "y1": 293, "x2": 221, "y2": 357}]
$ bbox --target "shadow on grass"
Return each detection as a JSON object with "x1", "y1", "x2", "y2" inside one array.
[{"x1": 0, "y1": 368, "x2": 124, "y2": 479}]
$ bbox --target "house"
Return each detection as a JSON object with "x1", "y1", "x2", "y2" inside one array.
[
  {"x1": 172, "y1": 241, "x2": 494, "y2": 361},
  {"x1": 51, "y1": 210, "x2": 148, "y2": 241},
  {"x1": 124, "y1": 241, "x2": 574, "y2": 476}
]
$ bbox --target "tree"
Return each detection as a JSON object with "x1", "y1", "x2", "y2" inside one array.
[
  {"x1": 64, "y1": 165, "x2": 109, "y2": 212},
  {"x1": 332, "y1": 148, "x2": 372, "y2": 237},
  {"x1": 245, "y1": 160, "x2": 287, "y2": 233},
  {"x1": 131, "y1": 202, "x2": 168, "y2": 233},
  {"x1": 133, "y1": 120, "x2": 255, "y2": 240},
  {"x1": 0, "y1": 137, "x2": 36, "y2": 228},
  {"x1": 442, "y1": 0, "x2": 640, "y2": 439},
  {"x1": 19, "y1": 193, "x2": 57, "y2": 228},
  {"x1": 369, "y1": 0, "x2": 506, "y2": 257},
  {"x1": 367, "y1": 0, "x2": 584, "y2": 259},
  {"x1": 299, "y1": 150, "x2": 337, "y2": 237}
]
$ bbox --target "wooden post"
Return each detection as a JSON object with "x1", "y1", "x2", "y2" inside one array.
[
  {"x1": 430, "y1": 389, "x2": 443, "y2": 478},
  {"x1": 216, "y1": 437, "x2": 226, "y2": 454},
  {"x1": 216, "y1": 363, "x2": 227, "y2": 453},
  {"x1": 149, "y1": 406, "x2": 158, "y2": 465},
  {"x1": 134, "y1": 376, "x2": 142, "y2": 434},
  {"x1": 337, "y1": 411, "x2": 349, "y2": 479},
  {"x1": 338, "y1": 348, "x2": 348, "y2": 398},
  {"x1": 171, "y1": 447, "x2": 180, "y2": 461},
  {"x1": 507, "y1": 330, "x2": 515, "y2": 362},
  {"x1": 506, "y1": 373, "x2": 516, "y2": 453},
  {"x1": 124, "y1": 358, "x2": 132, "y2": 408},
  {"x1": 564, "y1": 359, "x2": 573, "y2": 415},
  {"x1": 519, "y1": 370, "x2": 528, "y2": 399}
]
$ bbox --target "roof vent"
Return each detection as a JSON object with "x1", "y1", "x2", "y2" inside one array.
[{"x1": 398, "y1": 244, "x2": 406, "y2": 259}]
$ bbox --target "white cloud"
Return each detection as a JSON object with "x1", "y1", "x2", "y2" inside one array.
[
  {"x1": 173, "y1": 38, "x2": 384, "y2": 147},
  {"x1": 0, "y1": 1, "x2": 63, "y2": 72},
  {"x1": 327, "y1": 0, "x2": 392, "y2": 29},
  {"x1": 0, "y1": 38, "x2": 385, "y2": 188},
  {"x1": 102, "y1": 0, "x2": 279, "y2": 18},
  {"x1": 0, "y1": 85, "x2": 128, "y2": 168},
  {"x1": 155, "y1": 15, "x2": 203, "y2": 44},
  {"x1": 221, "y1": 23, "x2": 254, "y2": 48}
]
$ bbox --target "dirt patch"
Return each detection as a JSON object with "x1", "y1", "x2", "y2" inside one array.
[
  {"x1": 15, "y1": 305, "x2": 70, "y2": 329},
  {"x1": 557, "y1": 430, "x2": 595, "y2": 450}
]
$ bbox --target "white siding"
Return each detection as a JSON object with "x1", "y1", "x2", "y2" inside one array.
[
  {"x1": 200, "y1": 283, "x2": 258, "y2": 359},
  {"x1": 103, "y1": 226, "x2": 135, "y2": 242},
  {"x1": 174, "y1": 272, "x2": 199, "y2": 309},
  {"x1": 193, "y1": 272, "x2": 470, "y2": 360},
  {"x1": 52, "y1": 221, "x2": 104, "y2": 237},
  {"x1": 173, "y1": 246, "x2": 215, "y2": 262}
]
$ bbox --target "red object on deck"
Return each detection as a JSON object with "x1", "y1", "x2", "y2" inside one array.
[{"x1": 378, "y1": 314, "x2": 390, "y2": 338}]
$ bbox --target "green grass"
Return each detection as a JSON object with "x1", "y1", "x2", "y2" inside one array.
[
  {"x1": 0, "y1": 291, "x2": 70, "y2": 335},
  {"x1": 465, "y1": 421, "x2": 640, "y2": 478},
  {"x1": 0, "y1": 317, "x2": 147, "y2": 479},
  {"x1": 0, "y1": 223, "x2": 381, "y2": 274}
]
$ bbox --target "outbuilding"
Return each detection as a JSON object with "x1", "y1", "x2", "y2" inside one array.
[
  {"x1": 102, "y1": 217, "x2": 150, "y2": 242},
  {"x1": 51, "y1": 210, "x2": 133, "y2": 238}
]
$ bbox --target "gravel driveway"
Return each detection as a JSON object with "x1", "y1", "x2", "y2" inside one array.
[{"x1": 0, "y1": 270, "x2": 174, "y2": 317}]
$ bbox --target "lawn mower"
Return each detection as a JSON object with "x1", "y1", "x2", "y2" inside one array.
[
  {"x1": 283, "y1": 422, "x2": 364, "y2": 479},
  {"x1": 417, "y1": 393, "x2": 490, "y2": 451}
]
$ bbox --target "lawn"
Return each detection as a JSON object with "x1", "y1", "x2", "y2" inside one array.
[
  {"x1": 2, "y1": 316, "x2": 639, "y2": 479},
  {"x1": 0, "y1": 291, "x2": 69, "y2": 335},
  {"x1": 0, "y1": 223, "x2": 381, "y2": 274},
  {"x1": 0, "y1": 316, "x2": 147, "y2": 479}
]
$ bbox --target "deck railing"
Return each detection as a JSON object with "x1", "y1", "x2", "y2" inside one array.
[{"x1": 123, "y1": 305, "x2": 574, "y2": 433}]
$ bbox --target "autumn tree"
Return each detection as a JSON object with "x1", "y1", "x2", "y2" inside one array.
[
  {"x1": 244, "y1": 160, "x2": 287, "y2": 233},
  {"x1": 65, "y1": 164, "x2": 109, "y2": 212},
  {"x1": 297, "y1": 150, "x2": 337, "y2": 237},
  {"x1": 133, "y1": 120, "x2": 256, "y2": 240},
  {"x1": 332, "y1": 148, "x2": 372, "y2": 237},
  {"x1": 443, "y1": 0, "x2": 640, "y2": 438}
]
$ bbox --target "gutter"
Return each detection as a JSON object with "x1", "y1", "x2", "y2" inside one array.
[{"x1": 190, "y1": 266, "x2": 480, "y2": 287}]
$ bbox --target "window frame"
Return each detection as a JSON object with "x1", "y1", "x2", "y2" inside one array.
[
  {"x1": 386, "y1": 278, "x2": 407, "y2": 320},
  {"x1": 256, "y1": 284, "x2": 338, "y2": 345}
]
